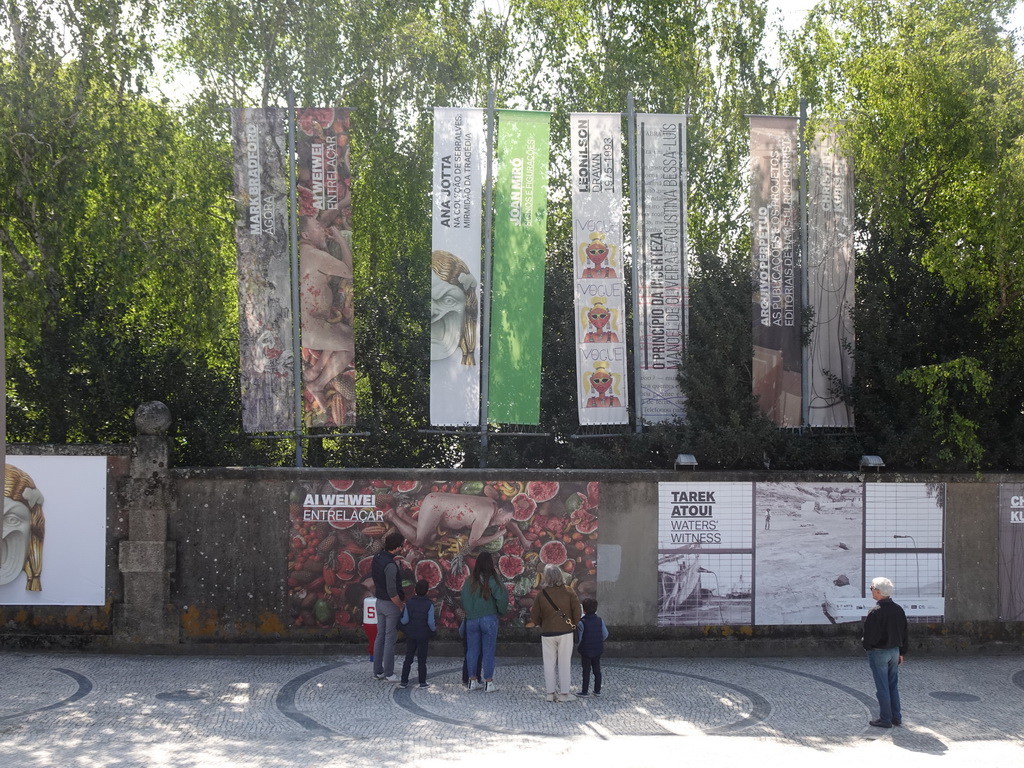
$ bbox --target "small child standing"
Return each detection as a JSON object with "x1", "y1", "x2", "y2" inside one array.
[
  {"x1": 399, "y1": 579, "x2": 436, "y2": 689},
  {"x1": 575, "y1": 598, "x2": 608, "y2": 697},
  {"x1": 362, "y1": 592, "x2": 378, "y2": 662}
]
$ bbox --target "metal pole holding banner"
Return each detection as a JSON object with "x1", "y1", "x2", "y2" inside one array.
[
  {"x1": 683, "y1": 95, "x2": 691, "y2": 380},
  {"x1": 479, "y1": 90, "x2": 496, "y2": 468},
  {"x1": 799, "y1": 97, "x2": 809, "y2": 428},
  {"x1": 626, "y1": 93, "x2": 643, "y2": 432},
  {"x1": 286, "y1": 90, "x2": 304, "y2": 467}
]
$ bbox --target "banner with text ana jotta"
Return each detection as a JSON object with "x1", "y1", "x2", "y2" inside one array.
[
  {"x1": 296, "y1": 108, "x2": 356, "y2": 428},
  {"x1": 750, "y1": 116, "x2": 801, "y2": 427},
  {"x1": 806, "y1": 126, "x2": 855, "y2": 428},
  {"x1": 635, "y1": 114, "x2": 687, "y2": 423},
  {"x1": 431, "y1": 107, "x2": 484, "y2": 426},
  {"x1": 230, "y1": 108, "x2": 294, "y2": 433},
  {"x1": 571, "y1": 113, "x2": 628, "y2": 425},
  {"x1": 287, "y1": 479, "x2": 599, "y2": 630}
]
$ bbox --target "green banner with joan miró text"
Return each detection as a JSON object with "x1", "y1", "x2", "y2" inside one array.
[{"x1": 488, "y1": 110, "x2": 550, "y2": 425}]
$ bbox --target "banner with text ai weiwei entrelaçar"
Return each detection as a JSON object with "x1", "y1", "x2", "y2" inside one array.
[
  {"x1": 571, "y1": 113, "x2": 628, "y2": 426},
  {"x1": 296, "y1": 108, "x2": 356, "y2": 428}
]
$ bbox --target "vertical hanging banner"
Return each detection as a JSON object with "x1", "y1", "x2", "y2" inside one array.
[
  {"x1": 750, "y1": 116, "x2": 802, "y2": 426},
  {"x1": 571, "y1": 113, "x2": 628, "y2": 426},
  {"x1": 489, "y1": 110, "x2": 551, "y2": 425},
  {"x1": 806, "y1": 127, "x2": 855, "y2": 427},
  {"x1": 431, "y1": 108, "x2": 485, "y2": 426},
  {"x1": 231, "y1": 108, "x2": 294, "y2": 433},
  {"x1": 295, "y1": 108, "x2": 356, "y2": 427},
  {"x1": 636, "y1": 114, "x2": 687, "y2": 423}
]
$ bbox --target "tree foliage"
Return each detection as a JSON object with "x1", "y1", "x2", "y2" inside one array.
[{"x1": 1, "y1": 0, "x2": 1022, "y2": 470}]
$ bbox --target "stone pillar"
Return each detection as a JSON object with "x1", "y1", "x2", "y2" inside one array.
[{"x1": 113, "y1": 402, "x2": 179, "y2": 645}]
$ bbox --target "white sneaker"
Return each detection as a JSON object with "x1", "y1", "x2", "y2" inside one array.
[
  {"x1": 485, "y1": 681, "x2": 497, "y2": 693},
  {"x1": 557, "y1": 692, "x2": 576, "y2": 702},
  {"x1": 469, "y1": 680, "x2": 480, "y2": 691},
  {"x1": 545, "y1": 692, "x2": 556, "y2": 702},
  {"x1": 384, "y1": 674, "x2": 399, "y2": 683}
]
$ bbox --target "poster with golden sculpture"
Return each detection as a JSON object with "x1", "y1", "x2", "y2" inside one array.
[
  {"x1": 1, "y1": 456, "x2": 106, "y2": 606},
  {"x1": 287, "y1": 479, "x2": 598, "y2": 630}
]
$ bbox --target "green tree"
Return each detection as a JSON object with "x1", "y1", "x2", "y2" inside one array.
[
  {"x1": 782, "y1": 0, "x2": 1024, "y2": 469},
  {"x1": 0, "y1": 0, "x2": 274, "y2": 463}
]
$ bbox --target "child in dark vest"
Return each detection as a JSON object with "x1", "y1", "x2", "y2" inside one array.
[
  {"x1": 575, "y1": 598, "x2": 608, "y2": 697},
  {"x1": 399, "y1": 579, "x2": 437, "y2": 688}
]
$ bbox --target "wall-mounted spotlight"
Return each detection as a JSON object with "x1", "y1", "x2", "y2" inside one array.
[
  {"x1": 674, "y1": 453, "x2": 698, "y2": 470},
  {"x1": 859, "y1": 455, "x2": 885, "y2": 470}
]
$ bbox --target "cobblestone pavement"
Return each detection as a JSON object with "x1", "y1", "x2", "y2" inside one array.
[{"x1": 1, "y1": 651, "x2": 1021, "y2": 767}]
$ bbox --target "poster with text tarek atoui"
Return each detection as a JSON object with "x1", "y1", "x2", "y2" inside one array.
[
  {"x1": 288, "y1": 479, "x2": 598, "y2": 630},
  {"x1": 657, "y1": 483, "x2": 753, "y2": 627}
]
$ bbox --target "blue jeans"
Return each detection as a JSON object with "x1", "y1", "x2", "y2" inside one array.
[
  {"x1": 867, "y1": 647, "x2": 901, "y2": 724},
  {"x1": 465, "y1": 614, "x2": 498, "y2": 680}
]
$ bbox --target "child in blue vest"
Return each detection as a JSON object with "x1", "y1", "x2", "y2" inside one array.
[
  {"x1": 575, "y1": 598, "x2": 608, "y2": 697},
  {"x1": 399, "y1": 579, "x2": 437, "y2": 689}
]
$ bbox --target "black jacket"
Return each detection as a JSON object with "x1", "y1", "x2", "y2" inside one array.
[{"x1": 862, "y1": 597, "x2": 908, "y2": 655}]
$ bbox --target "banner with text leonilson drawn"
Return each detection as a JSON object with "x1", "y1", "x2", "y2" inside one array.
[
  {"x1": 231, "y1": 108, "x2": 294, "y2": 433},
  {"x1": 489, "y1": 111, "x2": 551, "y2": 424},
  {"x1": 750, "y1": 116, "x2": 801, "y2": 427},
  {"x1": 571, "y1": 113, "x2": 628, "y2": 426},
  {"x1": 295, "y1": 108, "x2": 356, "y2": 427},
  {"x1": 636, "y1": 114, "x2": 687, "y2": 423},
  {"x1": 287, "y1": 479, "x2": 599, "y2": 630},
  {"x1": 431, "y1": 108, "x2": 484, "y2": 426},
  {"x1": 806, "y1": 127, "x2": 855, "y2": 427}
]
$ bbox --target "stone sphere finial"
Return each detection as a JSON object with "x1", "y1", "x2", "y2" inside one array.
[{"x1": 134, "y1": 401, "x2": 172, "y2": 435}]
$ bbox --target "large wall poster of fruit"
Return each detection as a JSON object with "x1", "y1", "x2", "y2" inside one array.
[{"x1": 287, "y1": 479, "x2": 599, "y2": 629}]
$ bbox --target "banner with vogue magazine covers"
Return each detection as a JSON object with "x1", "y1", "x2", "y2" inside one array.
[{"x1": 571, "y1": 112, "x2": 628, "y2": 426}]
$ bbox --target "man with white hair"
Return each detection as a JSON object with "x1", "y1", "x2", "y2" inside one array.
[{"x1": 862, "y1": 576, "x2": 908, "y2": 728}]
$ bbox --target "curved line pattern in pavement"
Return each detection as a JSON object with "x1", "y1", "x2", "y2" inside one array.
[
  {"x1": 612, "y1": 662, "x2": 772, "y2": 734},
  {"x1": 281, "y1": 661, "x2": 771, "y2": 737},
  {"x1": 274, "y1": 662, "x2": 347, "y2": 734},
  {"x1": 753, "y1": 663, "x2": 879, "y2": 712},
  {"x1": 1012, "y1": 669, "x2": 1024, "y2": 692},
  {"x1": 0, "y1": 667, "x2": 93, "y2": 723}
]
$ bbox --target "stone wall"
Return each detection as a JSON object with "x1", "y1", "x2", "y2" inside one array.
[{"x1": 2, "y1": 404, "x2": 1022, "y2": 654}]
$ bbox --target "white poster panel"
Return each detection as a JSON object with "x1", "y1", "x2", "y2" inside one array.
[
  {"x1": 997, "y1": 484, "x2": 1024, "y2": 620},
  {"x1": 430, "y1": 107, "x2": 484, "y2": 426},
  {"x1": 572, "y1": 112, "x2": 628, "y2": 425},
  {"x1": 806, "y1": 127, "x2": 855, "y2": 427},
  {"x1": 863, "y1": 482, "x2": 945, "y2": 620},
  {"x1": 754, "y1": 482, "x2": 863, "y2": 625},
  {"x1": 1, "y1": 456, "x2": 107, "y2": 606},
  {"x1": 657, "y1": 482, "x2": 753, "y2": 626},
  {"x1": 636, "y1": 114, "x2": 686, "y2": 422}
]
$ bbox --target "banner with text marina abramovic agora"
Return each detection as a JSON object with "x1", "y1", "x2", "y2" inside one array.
[{"x1": 288, "y1": 480, "x2": 599, "y2": 630}]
